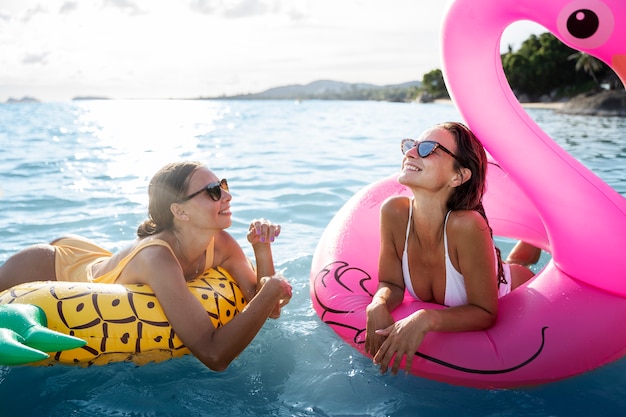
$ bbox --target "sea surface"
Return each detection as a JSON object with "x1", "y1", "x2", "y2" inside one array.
[{"x1": 0, "y1": 99, "x2": 624, "y2": 417}]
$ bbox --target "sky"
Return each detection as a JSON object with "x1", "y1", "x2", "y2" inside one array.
[{"x1": 0, "y1": 0, "x2": 545, "y2": 102}]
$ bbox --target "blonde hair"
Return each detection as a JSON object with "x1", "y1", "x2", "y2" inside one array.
[{"x1": 137, "y1": 161, "x2": 204, "y2": 238}]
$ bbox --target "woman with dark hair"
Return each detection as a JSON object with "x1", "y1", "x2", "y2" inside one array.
[
  {"x1": 364, "y1": 122, "x2": 533, "y2": 375},
  {"x1": 0, "y1": 161, "x2": 292, "y2": 371}
]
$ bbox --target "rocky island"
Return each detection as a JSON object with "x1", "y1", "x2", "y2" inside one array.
[{"x1": 559, "y1": 90, "x2": 626, "y2": 117}]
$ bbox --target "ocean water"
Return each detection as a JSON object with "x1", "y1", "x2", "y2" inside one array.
[{"x1": 0, "y1": 99, "x2": 624, "y2": 417}]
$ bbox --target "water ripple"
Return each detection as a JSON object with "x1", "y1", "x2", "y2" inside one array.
[{"x1": 1, "y1": 100, "x2": 624, "y2": 416}]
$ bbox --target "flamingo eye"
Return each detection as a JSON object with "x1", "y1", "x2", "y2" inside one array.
[
  {"x1": 566, "y1": 9, "x2": 599, "y2": 39},
  {"x1": 556, "y1": 0, "x2": 614, "y2": 49}
]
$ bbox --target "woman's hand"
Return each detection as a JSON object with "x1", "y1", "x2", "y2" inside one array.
[
  {"x1": 258, "y1": 274, "x2": 292, "y2": 319},
  {"x1": 247, "y1": 218, "x2": 281, "y2": 246},
  {"x1": 373, "y1": 309, "x2": 433, "y2": 375},
  {"x1": 247, "y1": 218, "x2": 285, "y2": 317},
  {"x1": 365, "y1": 300, "x2": 395, "y2": 356}
]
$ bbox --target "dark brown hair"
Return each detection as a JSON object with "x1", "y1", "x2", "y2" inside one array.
[
  {"x1": 136, "y1": 161, "x2": 204, "y2": 238},
  {"x1": 440, "y1": 122, "x2": 506, "y2": 287}
]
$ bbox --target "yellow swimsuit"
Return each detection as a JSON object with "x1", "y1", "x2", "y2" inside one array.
[
  {"x1": 5, "y1": 237, "x2": 241, "y2": 366},
  {"x1": 52, "y1": 236, "x2": 215, "y2": 283}
]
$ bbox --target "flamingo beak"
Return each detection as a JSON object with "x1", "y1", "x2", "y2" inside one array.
[{"x1": 613, "y1": 55, "x2": 626, "y2": 87}]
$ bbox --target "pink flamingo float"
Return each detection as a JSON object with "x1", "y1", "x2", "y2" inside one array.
[{"x1": 310, "y1": 0, "x2": 626, "y2": 388}]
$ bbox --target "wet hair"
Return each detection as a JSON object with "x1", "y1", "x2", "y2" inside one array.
[
  {"x1": 439, "y1": 122, "x2": 506, "y2": 287},
  {"x1": 136, "y1": 161, "x2": 205, "y2": 238}
]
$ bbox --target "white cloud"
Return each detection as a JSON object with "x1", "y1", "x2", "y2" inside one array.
[
  {"x1": 19, "y1": 4, "x2": 47, "y2": 23},
  {"x1": 21, "y1": 51, "x2": 48, "y2": 64},
  {"x1": 104, "y1": 0, "x2": 145, "y2": 16},
  {"x1": 58, "y1": 2, "x2": 78, "y2": 14},
  {"x1": 0, "y1": 1, "x2": 544, "y2": 101}
]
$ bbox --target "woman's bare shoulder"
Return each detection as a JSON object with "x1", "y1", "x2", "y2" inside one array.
[
  {"x1": 447, "y1": 210, "x2": 491, "y2": 239},
  {"x1": 381, "y1": 195, "x2": 410, "y2": 214},
  {"x1": 213, "y1": 230, "x2": 246, "y2": 263}
]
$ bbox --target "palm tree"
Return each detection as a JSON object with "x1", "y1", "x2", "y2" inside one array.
[{"x1": 568, "y1": 52, "x2": 603, "y2": 86}]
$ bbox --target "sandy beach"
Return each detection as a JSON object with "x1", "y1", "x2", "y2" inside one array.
[
  {"x1": 434, "y1": 98, "x2": 564, "y2": 110},
  {"x1": 520, "y1": 101, "x2": 565, "y2": 109}
]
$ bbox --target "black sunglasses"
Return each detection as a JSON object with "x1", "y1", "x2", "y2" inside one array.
[
  {"x1": 401, "y1": 139, "x2": 461, "y2": 163},
  {"x1": 182, "y1": 178, "x2": 229, "y2": 202}
]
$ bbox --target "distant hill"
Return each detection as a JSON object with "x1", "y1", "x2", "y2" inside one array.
[
  {"x1": 206, "y1": 80, "x2": 422, "y2": 102},
  {"x1": 72, "y1": 96, "x2": 111, "y2": 101},
  {"x1": 6, "y1": 96, "x2": 40, "y2": 103}
]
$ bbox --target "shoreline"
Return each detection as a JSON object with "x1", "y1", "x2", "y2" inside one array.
[{"x1": 433, "y1": 99, "x2": 564, "y2": 110}]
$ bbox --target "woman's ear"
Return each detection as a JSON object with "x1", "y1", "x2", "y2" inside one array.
[
  {"x1": 170, "y1": 203, "x2": 189, "y2": 221},
  {"x1": 451, "y1": 167, "x2": 472, "y2": 188}
]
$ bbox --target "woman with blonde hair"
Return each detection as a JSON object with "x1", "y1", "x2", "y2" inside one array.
[{"x1": 0, "y1": 161, "x2": 292, "y2": 371}]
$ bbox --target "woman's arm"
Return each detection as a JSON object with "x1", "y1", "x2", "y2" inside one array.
[
  {"x1": 365, "y1": 197, "x2": 407, "y2": 356},
  {"x1": 450, "y1": 210, "x2": 499, "y2": 327},
  {"x1": 216, "y1": 231, "x2": 259, "y2": 302},
  {"x1": 247, "y1": 219, "x2": 290, "y2": 318},
  {"x1": 217, "y1": 219, "x2": 289, "y2": 319},
  {"x1": 373, "y1": 210, "x2": 499, "y2": 375},
  {"x1": 247, "y1": 218, "x2": 279, "y2": 280},
  {"x1": 137, "y1": 247, "x2": 290, "y2": 371}
]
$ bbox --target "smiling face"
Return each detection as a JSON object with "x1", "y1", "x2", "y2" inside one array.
[
  {"x1": 398, "y1": 122, "x2": 488, "y2": 211},
  {"x1": 182, "y1": 167, "x2": 233, "y2": 230},
  {"x1": 398, "y1": 126, "x2": 461, "y2": 192}
]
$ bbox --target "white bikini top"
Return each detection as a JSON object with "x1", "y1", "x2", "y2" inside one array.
[{"x1": 401, "y1": 199, "x2": 510, "y2": 307}]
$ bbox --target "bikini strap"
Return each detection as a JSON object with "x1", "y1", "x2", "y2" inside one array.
[
  {"x1": 443, "y1": 210, "x2": 452, "y2": 257},
  {"x1": 203, "y1": 237, "x2": 215, "y2": 271},
  {"x1": 404, "y1": 198, "x2": 413, "y2": 250}
]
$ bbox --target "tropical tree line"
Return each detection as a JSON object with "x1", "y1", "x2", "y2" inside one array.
[
  {"x1": 418, "y1": 32, "x2": 621, "y2": 102},
  {"x1": 296, "y1": 85, "x2": 421, "y2": 102},
  {"x1": 214, "y1": 32, "x2": 620, "y2": 103}
]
